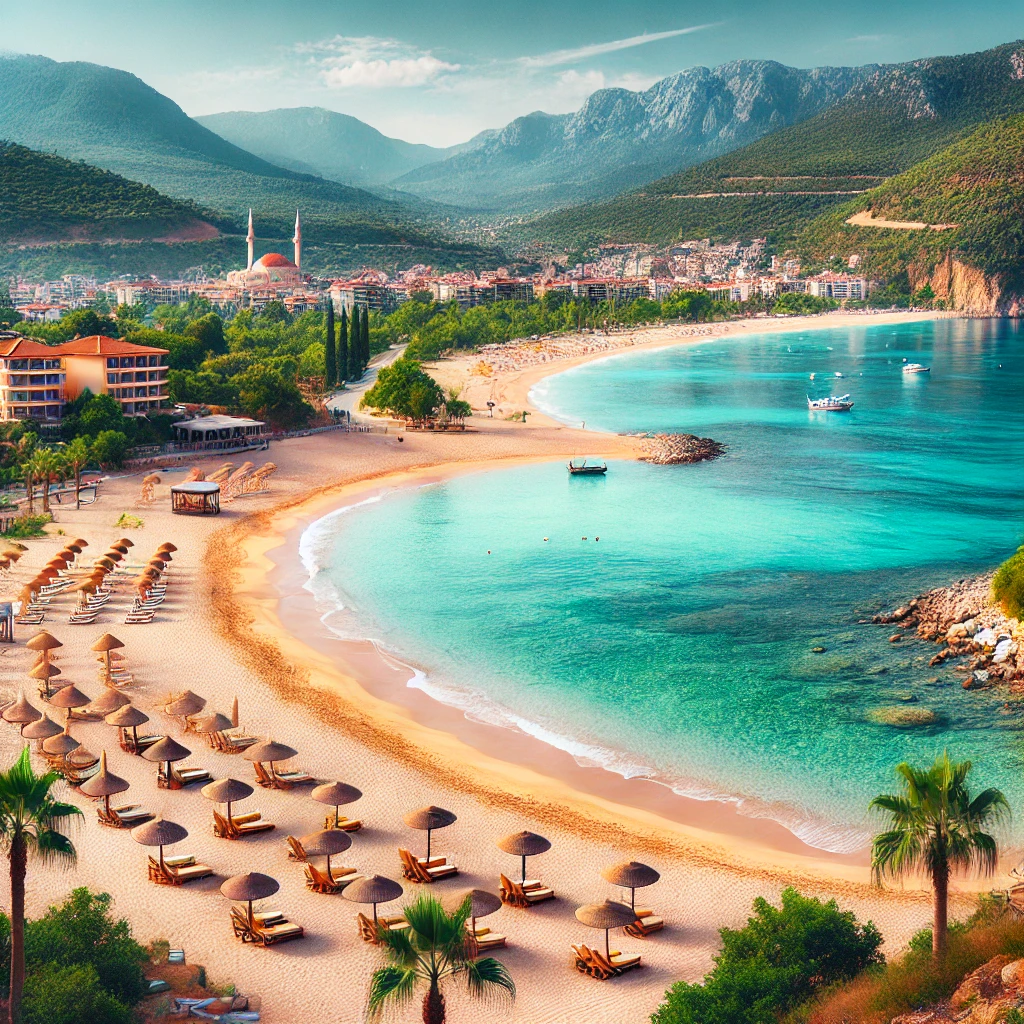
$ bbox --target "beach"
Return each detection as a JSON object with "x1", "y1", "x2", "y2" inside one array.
[{"x1": 0, "y1": 309, "x2": 990, "y2": 1024}]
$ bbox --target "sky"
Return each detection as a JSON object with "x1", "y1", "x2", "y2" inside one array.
[{"x1": 3, "y1": 0, "x2": 1023, "y2": 146}]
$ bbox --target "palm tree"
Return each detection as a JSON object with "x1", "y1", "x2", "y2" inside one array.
[
  {"x1": 0, "y1": 747, "x2": 81, "y2": 1024},
  {"x1": 870, "y1": 752, "x2": 1009, "y2": 957},
  {"x1": 61, "y1": 437, "x2": 91, "y2": 511},
  {"x1": 367, "y1": 895, "x2": 514, "y2": 1024}
]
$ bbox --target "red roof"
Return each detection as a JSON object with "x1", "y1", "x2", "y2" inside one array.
[
  {"x1": 55, "y1": 335, "x2": 169, "y2": 356},
  {"x1": 256, "y1": 253, "x2": 296, "y2": 269},
  {"x1": 0, "y1": 337, "x2": 62, "y2": 358}
]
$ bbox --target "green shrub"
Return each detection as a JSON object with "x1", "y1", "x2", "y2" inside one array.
[
  {"x1": 21, "y1": 964, "x2": 132, "y2": 1024},
  {"x1": 3, "y1": 513, "x2": 51, "y2": 538},
  {"x1": 652, "y1": 888, "x2": 882, "y2": 1024},
  {"x1": 91, "y1": 430, "x2": 131, "y2": 469},
  {"x1": 993, "y1": 544, "x2": 1024, "y2": 620}
]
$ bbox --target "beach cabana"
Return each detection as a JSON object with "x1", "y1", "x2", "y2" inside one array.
[
  {"x1": 574, "y1": 900, "x2": 641, "y2": 969},
  {"x1": 171, "y1": 481, "x2": 220, "y2": 516},
  {"x1": 497, "y1": 830, "x2": 551, "y2": 886},
  {"x1": 342, "y1": 874, "x2": 405, "y2": 941},
  {"x1": 311, "y1": 781, "x2": 363, "y2": 831}
]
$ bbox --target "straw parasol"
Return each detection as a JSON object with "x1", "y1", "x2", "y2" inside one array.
[
  {"x1": 243, "y1": 739, "x2": 297, "y2": 785},
  {"x1": 164, "y1": 691, "x2": 206, "y2": 718},
  {"x1": 42, "y1": 728, "x2": 80, "y2": 758},
  {"x1": 85, "y1": 687, "x2": 130, "y2": 718},
  {"x1": 26, "y1": 631, "x2": 62, "y2": 655},
  {"x1": 157, "y1": 542, "x2": 177, "y2": 552},
  {"x1": 600, "y1": 862, "x2": 661, "y2": 911},
  {"x1": 91, "y1": 634, "x2": 126, "y2": 685},
  {"x1": 497, "y1": 831, "x2": 551, "y2": 885},
  {"x1": 6, "y1": 542, "x2": 28, "y2": 552},
  {"x1": 132, "y1": 817, "x2": 188, "y2": 874},
  {"x1": 221, "y1": 872, "x2": 279, "y2": 930},
  {"x1": 403, "y1": 806, "x2": 457, "y2": 862},
  {"x1": 151, "y1": 550, "x2": 172, "y2": 563},
  {"x1": 575, "y1": 900, "x2": 638, "y2": 959},
  {"x1": 46, "y1": 684, "x2": 91, "y2": 723},
  {"x1": 141, "y1": 735, "x2": 190, "y2": 783},
  {"x1": 79, "y1": 750, "x2": 129, "y2": 816},
  {"x1": 201, "y1": 777, "x2": 254, "y2": 823},
  {"x1": 299, "y1": 828, "x2": 352, "y2": 876},
  {"x1": 445, "y1": 888, "x2": 502, "y2": 939},
  {"x1": 194, "y1": 712, "x2": 233, "y2": 736},
  {"x1": 311, "y1": 781, "x2": 362, "y2": 829},
  {"x1": 2, "y1": 692, "x2": 41, "y2": 725},
  {"x1": 115, "y1": 538, "x2": 134, "y2": 548},
  {"x1": 21, "y1": 714, "x2": 62, "y2": 746},
  {"x1": 342, "y1": 875, "x2": 403, "y2": 926},
  {"x1": 109, "y1": 543, "x2": 130, "y2": 554},
  {"x1": 71, "y1": 539, "x2": 88, "y2": 548},
  {"x1": 103, "y1": 550, "x2": 124, "y2": 563},
  {"x1": 105, "y1": 704, "x2": 150, "y2": 749}
]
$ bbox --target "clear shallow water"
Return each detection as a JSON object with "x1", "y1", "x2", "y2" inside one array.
[{"x1": 303, "y1": 319, "x2": 1024, "y2": 851}]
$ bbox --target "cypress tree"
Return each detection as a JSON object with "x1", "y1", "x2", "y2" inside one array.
[
  {"x1": 338, "y1": 305, "x2": 349, "y2": 382},
  {"x1": 353, "y1": 306, "x2": 364, "y2": 377},
  {"x1": 324, "y1": 300, "x2": 336, "y2": 388},
  {"x1": 361, "y1": 307, "x2": 370, "y2": 368}
]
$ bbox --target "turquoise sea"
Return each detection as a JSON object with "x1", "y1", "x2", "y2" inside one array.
[{"x1": 302, "y1": 318, "x2": 1024, "y2": 851}]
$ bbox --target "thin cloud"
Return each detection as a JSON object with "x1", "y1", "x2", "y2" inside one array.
[
  {"x1": 522, "y1": 24, "x2": 719, "y2": 68},
  {"x1": 322, "y1": 55, "x2": 459, "y2": 89}
]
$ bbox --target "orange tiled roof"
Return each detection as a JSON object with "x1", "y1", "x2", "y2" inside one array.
[
  {"x1": 0, "y1": 337, "x2": 62, "y2": 358},
  {"x1": 54, "y1": 335, "x2": 169, "y2": 356}
]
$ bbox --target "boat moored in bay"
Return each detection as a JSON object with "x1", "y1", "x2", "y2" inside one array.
[
  {"x1": 568, "y1": 457, "x2": 608, "y2": 475},
  {"x1": 807, "y1": 394, "x2": 854, "y2": 412}
]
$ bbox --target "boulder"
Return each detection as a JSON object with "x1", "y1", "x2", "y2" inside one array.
[
  {"x1": 1001, "y1": 958, "x2": 1024, "y2": 989},
  {"x1": 867, "y1": 706, "x2": 938, "y2": 727},
  {"x1": 947, "y1": 623, "x2": 968, "y2": 640},
  {"x1": 951, "y1": 954, "x2": 1015, "y2": 1007}
]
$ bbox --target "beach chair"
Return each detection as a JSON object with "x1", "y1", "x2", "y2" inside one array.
[
  {"x1": 15, "y1": 612, "x2": 45, "y2": 625},
  {"x1": 97, "y1": 803, "x2": 153, "y2": 829},
  {"x1": 591, "y1": 945, "x2": 642, "y2": 976},
  {"x1": 124, "y1": 611, "x2": 155, "y2": 624},
  {"x1": 252, "y1": 914, "x2": 304, "y2": 946},
  {"x1": 211, "y1": 730, "x2": 258, "y2": 754},
  {"x1": 158, "y1": 763, "x2": 211, "y2": 789},
  {"x1": 499, "y1": 873, "x2": 555, "y2": 908},
  {"x1": 120, "y1": 731, "x2": 161, "y2": 755},
  {"x1": 357, "y1": 912, "x2": 409, "y2": 944},
  {"x1": 285, "y1": 835, "x2": 307, "y2": 861},
  {"x1": 303, "y1": 861, "x2": 361, "y2": 894},
  {"x1": 212, "y1": 809, "x2": 275, "y2": 839},
  {"x1": 147, "y1": 854, "x2": 213, "y2": 886},
  {"x1": 253, "y1": 761, "x2": 314, "y2": 790},
  {"x1": 467, "y1": 922, "x2": 507, "y2": 954},
  {"x1": 324, "y1": 813, "x2": 362, "y2": 832},
  {"x1": 399, "y1": 848, "x2": 458, "y2": 883},
  {"x1": 68, "y1": 610, "x2": 99, "y2": 625},
  {"x1": 623, "y1": 907, "x2": 665, "y2": 938}
]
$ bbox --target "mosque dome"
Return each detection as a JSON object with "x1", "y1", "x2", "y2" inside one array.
[{"x1": 253, "y1": 253, "x2": 297, "y2": 270}]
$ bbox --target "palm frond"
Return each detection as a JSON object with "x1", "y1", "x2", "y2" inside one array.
[
  {"x1": 465, "y1": 956, "x2": 516, "y2": 1001},
  {"x1": 33, "y1": 828, "x2": 78, "y2": 868},
  {"x1": 375, "y1": 922, "x2": 419, "y2": 968},
  {"x1": 366, "y1": 966, "x2": 418, "y2": 1020}
]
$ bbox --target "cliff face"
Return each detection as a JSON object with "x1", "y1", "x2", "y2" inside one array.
[{"x1": 910, "y1": 253, "x2": 1024, "y2": 315}]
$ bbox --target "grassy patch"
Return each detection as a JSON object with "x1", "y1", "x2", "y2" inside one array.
[{"x1": 993, "y1": 544, "x2": 1024, "y2": 619}]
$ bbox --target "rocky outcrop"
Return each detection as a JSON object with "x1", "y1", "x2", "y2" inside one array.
[
  {"x1": 635, "y1": 433, "x2": 726, "y2": 465},
  {"x1": 891, "y1": 954, "x2": 1024, "y2": 1024},
  {"x1": 910, "y1": 253, "x2": 1024, "y2": 315}
]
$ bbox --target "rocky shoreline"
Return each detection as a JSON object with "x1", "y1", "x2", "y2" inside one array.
[
  {"x1": 634, "y1": 432, "x2": 727, "y2": 465},
  {"x1": 874, "y1": 573, "x2": 1022, "y2": 689}
]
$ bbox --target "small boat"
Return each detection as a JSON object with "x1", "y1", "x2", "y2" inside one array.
[
  {"x1": 902, "y1": 362, "x2": 931, "y2": 373},
  {"x1": 807, "y1": 394, "x2": 854, "y2": 412},
  {"x1": 568, "y1": 457, "x2": 608, "y2": 475},
  {"x1": 835, "y1": 372, "x2": 844, "y2": 378}
]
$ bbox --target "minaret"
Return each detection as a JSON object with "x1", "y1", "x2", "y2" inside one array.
[
  {"x1": 293, "y1": 209, "x2": 302, "y2": 271},
  {"x1": 246, "y1": 208, "x2": 254, "y2": 271}
]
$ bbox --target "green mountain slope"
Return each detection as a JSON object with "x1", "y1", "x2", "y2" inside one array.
[
  {"x1": 796, "y1": 113, "x2": 1024, "y2": 288},
  {"x1": 0, "y1": 54, "x2": 437, "y2": 243},
  {"x1": 0, "y1": 141, "x2": 219, "y2": 242},
  {"x1": 517, "y1": 39, "x2": 1024, "y2": 249},
  {"x1": 196, "y1": 107, "x2": 455, "y2": 187}
]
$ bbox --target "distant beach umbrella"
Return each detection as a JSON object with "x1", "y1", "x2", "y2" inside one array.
[
  {"x1": 108, "y1": 543, "x2": 130, "y2": 555},
  {"x1": 28, "y1": 661, "x2": 63, "y2": 682},
  {"x1": 600, "y1": 861, "x2": 661, "y2": 910},
  {"x1": 141, "y1": 735, "x2": 190, "y2": 783},
  {"x1": 300, "y1": 828, "x2": 352, "y2": 876},
  {"x1": 404, "y1": 805, "x2": 457, "y2": 862},
  {"x1": 105, "y1": 704, "x2": 150, "y2": 750},
  {"x1": 243, "y1": 739, "x2": 297, "y2": 784},
  {"x1": 194, "y1": 712, "x2": 233, "y2": 735},
  {"x1": 115, "y1": 538, "x2": 134, "y2": 548},
  {"x1": 42, "y1": 728, "x2": 80, "y2": 758},
  {"x1": 85, "y1": 687, "x2": 130, "y2": 718},
  {"x1": 70, "y1": 539, "x2": 88, "y2": 548},
  {"x1": 46, "y1": 684, "x2": 91, "y2": 724},
  {"x1": 151, "y1": 550, "x2": 172, "y2": 563},
  {"x1": 342, "y1": 874, "x2": 403, "y2": 926},
  {"x1": 575, "y1": 899, "x2": 638, "y2": 959},
  {"x1": 202, "y1": 777, "x2": 254, "y2": 823},
  {"x1": 2, "y1": 692, "x2": 41, "y2": 725},
  {"x1": 157, "y1": 542, "x2": 177, "y2": 552},
  {"x1": 497, "y1": 830, "x2": 552, "y2": 885},
  {"x1": 164, "y1": 691, "x2": 206, "y2": 718},
  {"x1": 132, "y1": 816, "x2": 188, "y2": 875},
  {"x1": 102, "y1": 550, "x2": 123, "y2": 563},
  {"x1": 311, "y1": 781, "x2": 362, "y2": 828},
  {"x1": 21, "y1": 713, "x2": 62, "y2": 747},
  {"x1": 92, "y1": 633, "x2": 127, "y2": 684},
  {"x1": 221, "y1": 872, "x2": 279, "y2": 929},
  {"x1": 80, "y1": 750, "x2": 130, "y2": 817}
]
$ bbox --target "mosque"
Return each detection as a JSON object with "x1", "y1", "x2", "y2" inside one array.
[{"x1": 225, "y1": 210, "x2": 305, "y2": 288}]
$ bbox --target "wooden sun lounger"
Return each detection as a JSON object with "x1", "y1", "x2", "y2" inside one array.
[
  {"x1": 212, "y1": 809, "x2": 275, "y2": 839},
  {"x1": 253, "y1": 761, "x2": 314, "y2": 790},
  {"x1": 303, "y1": 862, "x2": 362, "y2": 894},
  {"x1": 68, "y1": 611, "x2": 99, "y2": 624},
  {"x1": 572, "y1": 943, "x2": 641, "y2": 979},
  {"x1": 120, "y1": 732, "x2": 161, "y2": 755},
  {"x1": 399, "y1": 848, "x2": 458, "y2": 883},
  {"x1": 357, "y1": 912, "x2": 410, "y2": 943},
  {"x1": 286, "y1": 836, "x2": 307, "y2": 861},
  {"x1": 324, "y1": 814, "x2": 362, "y2": 832},
  {"x1": 230, "y1": 905, "x2": 304, "y2": 946},
  {"x1": 210, "y1": 730, "x2": 258, "y2": 753},
  {"x1": 98, "y1": 803, "x2": 153, "y2": 828},
  {"x1": 499, "y1": 873, "x2": 555, "y2": 908},
  {"x1": 147, "y1": 854, "x2": 213, "y2": 886},
  {"x1": 624, "y1": 907, "x2": 665, "y2": 938},
  {"x1": 158, "y1": 763, "x2": 212, "y2": 789},
  {"x1": 467, "y1": 923, "x2": 507, "y2": 953}
]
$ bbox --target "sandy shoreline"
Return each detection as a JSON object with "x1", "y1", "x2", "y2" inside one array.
[{"x1": 0, "y1": 309, "x2": 980, "y2": 1024}]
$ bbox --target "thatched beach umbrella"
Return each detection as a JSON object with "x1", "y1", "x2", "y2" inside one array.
[
  {"x1": 194, "y1": 713, "x2": 233, "y2": 747},
  {"x1": 497, "y1": 830, "x2": 551, "y2": 885},
  {"x1": 157, "y1": 542, "x2": 177, "y2": 552},
  {"x1": 300, "y1": 828, "x2": 352, "y2": 877},
  {"x1": 109, "y1": 543, "x2": 130, "y2": 555},
  {"x1": 93, "y1": 557, "x2": 115, "y2": 571},
  {"x1": 221, "y1": 872, "x2": 279, "y2": 930},
  {"x1": 85, "y1": 686, "x2": 130, "y2": 718},
  {"x1": 164, "y1": 691, "x2": 206, "y2": 719},
  {"x1": 42, "y1": 728, "x2": 80, "y2": 767},
  {"x1": 342, "y1": 874, "x2": 403, "y2": 927},
  {"x1": 403, "y1": 806, "x2": 457, "y2": 862},
  {"x1": 70, "y1": 539, "x2": 88, "y2": 549},
  {"x1": 445, "y1": 888, "x2": 502, "y2": 940},
  {"x1": 28, "y1": 661, "x2": 63, "y2": 687},
  {"x1": 311, "y1": 781, "x2": 362, "y2": 829},
  {"x1": 243, "y1": 739, "x2": 297, "y2": 785},
  {"x1": 141, "y1": 735, "x2": 190, "y2": 783},
  {"x1": 91, "y1": 633, "x2": 126, "y2": 685},
  {"x1": 102, "y1": 550, "x2": 124, "y2": 563},
  {"x1": 21, "y1": 713, "x2": 62, "y2": 749},
  {"x1": 105, "y1": 704, "x2": 151, "y2": 750},
  {"x1": 575, "y1": 900, "x2": 638, "y2": 959},
  {"x1": 80, "y1": 750, "x2": 130, "y2": 817},
  {"x1": 201, "y1": 777, "x2": 254, "y2": 824},
  {"x1": 151, "y1": 550, "x2": 172, "y2": 563},
  {"x1": 115, "y1": 538, "x2": 134, "y2": 549},
  {"x1": 601, "y1": 861, "x2": 661, "y2": 912},
  {"x1": 2, "y1": 692, "x2": 41, "y2": 725},
  {"x1": 132, "y1": 817, "x2": 187, "y2": 875},
  {"x1": 46, "y1": 684, "x2": 91, "y2": 724}
]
